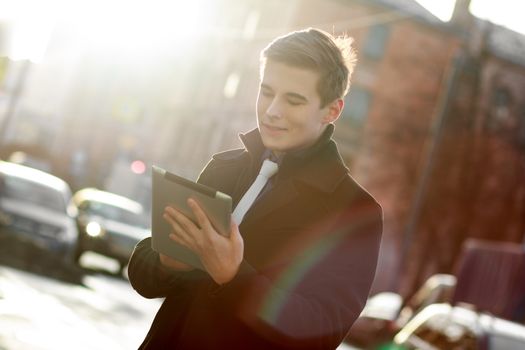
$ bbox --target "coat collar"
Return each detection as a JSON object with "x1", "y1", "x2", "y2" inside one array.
[{"x1": 238, "y1": 124, "x2": 348, "y2": 193}]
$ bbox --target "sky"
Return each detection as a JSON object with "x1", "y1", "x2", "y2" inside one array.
[
  {"x1": 0, "y1": 0, "x2": 523, "y2": 61},
  {"x1": 415, "y1": 0, "x2": 524, "y2": 34}
]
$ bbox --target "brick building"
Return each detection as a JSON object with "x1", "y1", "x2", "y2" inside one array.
[
  {"x1": 286, "y1": 0, "x2": 525, "y2": 295},
  {"x1": 400, "y1": 6, "x2": 525, "y2": 294}
]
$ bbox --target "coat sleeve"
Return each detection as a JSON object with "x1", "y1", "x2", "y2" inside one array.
[
  {"x1": 214, "y1": 199, "x2": 383, "y2": 349},
  {"x1": 127, "y1": 237, "x2": 207, "y2": 299}
]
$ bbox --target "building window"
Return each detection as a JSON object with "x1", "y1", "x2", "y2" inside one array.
[
  {"x1": 363, "y1": 24, "x2": 390, "y2": 60},
  {"x1": 341, "y1": 86, "x2": 372, "y2": 126},
  {"x1": 489, "y1": 87, "x2": 515, "y2": 131},
  {"x1": 223, "y1": 72, "x2": 241, "y2": 99},
  {"x1": 493, "y1": 87, "x2": 511, "y2": 114}
]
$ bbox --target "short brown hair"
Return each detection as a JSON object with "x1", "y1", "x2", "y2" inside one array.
[{"x1": 260, "y1": 28, "x2": 357, "y2": 108}]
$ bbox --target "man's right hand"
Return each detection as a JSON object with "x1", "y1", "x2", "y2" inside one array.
[{"x1": 159, "y1": 253, "x2": 195, "y2": 271}]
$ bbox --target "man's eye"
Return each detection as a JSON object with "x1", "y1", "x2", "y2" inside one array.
[
  {"x1": 262, "y1": 91, "x2": 273, "y2": 98},
  {"x1": 288, "y1": 100, "x2": 303, "y2": 106}
]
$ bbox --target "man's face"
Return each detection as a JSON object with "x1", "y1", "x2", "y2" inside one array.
[{"x1": 256, "y1": 60, "x2": 338, "y2": 155}]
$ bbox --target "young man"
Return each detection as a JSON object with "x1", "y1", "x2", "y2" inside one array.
[{"x1": 129, "y1": 28, "x2": 382, "y2": 349}]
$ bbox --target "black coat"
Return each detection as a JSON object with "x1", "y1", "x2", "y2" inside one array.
[{"x1": 128, "y1": 126, "x2": 383, "y2": 349}]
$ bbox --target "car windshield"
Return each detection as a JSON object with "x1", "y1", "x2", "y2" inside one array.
[
  {"x1": 0, "y1": 175, "x2": 66, "y2": 213},
  {"x1": 82, "y1": 201, "x2": 147, "y2": 228}
]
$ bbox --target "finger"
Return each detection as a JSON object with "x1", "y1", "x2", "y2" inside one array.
[
  {"x1": 187, "y1": 198, "x2": 212, "y2": 231},
  {"x1": 163, "y1": 210, "x2": 184, "y2": 233},
  {"x1": 163, "y1": 212, "x2": 191, "y2": 245},
  {"x1": 164, "y1": 206, "x2": 183, "y2": 221},
  {"x1": 168, "y1": 232, "x2": 188, "y2": 248},
  {"x1": 165, "y1": 206, "x2": 196, "y2": 233},
  {"x1": 166, "y1": 208, "x2": 206, "y2": 250}
]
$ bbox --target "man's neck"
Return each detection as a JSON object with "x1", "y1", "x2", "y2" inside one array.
[{"x1": 271, "y1": 150, "x2": 284, "y2": 160}]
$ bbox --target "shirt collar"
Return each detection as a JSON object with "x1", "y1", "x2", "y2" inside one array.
[
  {"x1": 239, "y1": 124, "x2": 347, "y2": 193},
  {"x1": 283, "y1": 123, "x2": 334, "y2": 162}
]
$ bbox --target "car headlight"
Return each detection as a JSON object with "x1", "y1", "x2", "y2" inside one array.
[{"x1": 86, "y1": 222, "x2": 103, "y2": 237}]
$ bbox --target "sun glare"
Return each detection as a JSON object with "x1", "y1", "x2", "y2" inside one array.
[
  {"x1": 414, "y1": 0, "x2": 456, "y2": 22},
  {"x1": 0, "y1": 0, "x2": 56, "y2": 61},
  {"x1": 415, "y1": 0, "x2": 524, "y2": 35},
  {"x1": 470, "y1": 0, "x2": 524, "y2": 34},
  {"x1": 69, "y1": 0, "x2": 216, "y2": 54},
  {"x1": 0, "y1": 0, "x2": 217, "y2": 61}
]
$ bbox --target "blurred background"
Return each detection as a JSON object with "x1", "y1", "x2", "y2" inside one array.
[{"x1": 1, "y1": 0, "x2": 524, "y2": 349}]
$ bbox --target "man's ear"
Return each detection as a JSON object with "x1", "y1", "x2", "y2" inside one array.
[{"x1": 323, "y1": 98, "x2": 344, "y2": 124}]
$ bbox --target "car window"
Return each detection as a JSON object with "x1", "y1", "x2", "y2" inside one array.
[
  {"x1": 82, "y1": 201, "x2": 147, "y2": 228},
  {"x1": 0, "y1": 175, "x2": 67, "y2": 213}
]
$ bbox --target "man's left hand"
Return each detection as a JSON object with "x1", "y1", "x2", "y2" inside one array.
[{"x1": 163, "y1": 198, "x2": 244, "y2": 285}]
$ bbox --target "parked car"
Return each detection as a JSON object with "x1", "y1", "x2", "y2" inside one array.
[
  {"x1": 0, "y1": 161, "x2": 78, "y2": 262},
  {"x1": 392, "y1": 303, "x2": 525, "y2": 349},
  {"x1": 72, "y1": 188, "x2": 150, "y2": 273}
]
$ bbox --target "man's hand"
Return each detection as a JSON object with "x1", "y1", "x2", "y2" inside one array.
[{"x1": 163, "y1": 198, "x2": 244, "y2": 285}]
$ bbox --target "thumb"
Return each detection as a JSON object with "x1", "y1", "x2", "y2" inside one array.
[{"x1": 230, "y1": 219, "x2": 242, "y2": 241}]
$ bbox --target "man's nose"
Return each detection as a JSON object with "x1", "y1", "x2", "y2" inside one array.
[{"x1": 266, "y1": 98, "x2": 283, "y2": 119}]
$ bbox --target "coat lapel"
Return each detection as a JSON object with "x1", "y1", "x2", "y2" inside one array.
[
  {"x1": 235, "y1": 125, "x2": 348, "y2": 228},
  {"x1": 240, "y1": 177, "x2": 299, "y2": 228}
]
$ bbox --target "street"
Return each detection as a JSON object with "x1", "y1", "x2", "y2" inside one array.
[{"x1": 0, "y1": 252, "x2": 161, "y2": 350}]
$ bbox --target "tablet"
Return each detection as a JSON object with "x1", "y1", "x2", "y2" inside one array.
[{"x1": 151, "y1": 165, "x2": 232, "y2": 269}]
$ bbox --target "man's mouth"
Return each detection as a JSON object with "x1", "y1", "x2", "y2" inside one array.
[{"x1": 262, "y1": 123, "x2": 287, "y2": 132}]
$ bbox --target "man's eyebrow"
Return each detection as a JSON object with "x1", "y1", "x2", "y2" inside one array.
[
  {"x1": 260, "y1": 84, "x2": 308, "y2": 102},
  {"x1": 285, "y1": 92, "x2": 308, "y2": 102}
]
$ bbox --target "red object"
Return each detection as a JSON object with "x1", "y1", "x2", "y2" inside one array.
[{"x1": 131, "y1": 160, "x2": 146, "y2": 174}]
